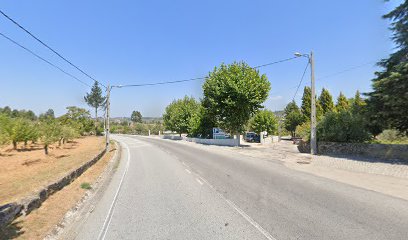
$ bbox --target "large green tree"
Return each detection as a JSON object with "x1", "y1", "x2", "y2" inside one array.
[
  {"x1": 318, "y1": 88, "x2": 334, "y2": 115},
  {"x1": 366, "y1": 1, "x2": 408, "y2": 135},
  {"x1": 163, "y1": 96, "x2": 200, "y2": 136},
  {"x1": 350, "y1": 90, "x2": 366, "y2": 114},
  {"x1": 336, "y1": 92, "x2": 349, "y2": 112},
  {"x1": 202, "y1": 62, "x2": 270, "y2": 142},
  {"x1": 249, "y1": 109, "x2": 278, "y2": 135},
  {"x1": 84, "y1": 82, "x2": 106, "y2": 133},
  {"x1": 131, "y1": 111, "x2": 143, "y2": 123}
]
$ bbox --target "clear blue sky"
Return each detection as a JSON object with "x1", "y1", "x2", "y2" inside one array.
[{"x1": 0, "y1": 0, "x2": 401, "y2": 117}]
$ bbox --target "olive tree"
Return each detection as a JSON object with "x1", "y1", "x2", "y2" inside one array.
[
  {"x1": 202, "y1": 62, "x2": 270, "y2": 144},
  {"x1": 39, "y1": 119, "x2": 62, "y2": 154}
]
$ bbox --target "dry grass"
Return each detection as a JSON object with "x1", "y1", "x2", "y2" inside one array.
[
  {"x1": 0, "y1": 142, "x2": 116, "y2": 240},
  {"x1": 0, "y1": 136, "x2": 105, "y2": 205}
]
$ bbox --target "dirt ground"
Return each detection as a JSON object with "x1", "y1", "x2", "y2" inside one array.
[
  {"x1": 0, "y1": 141, "x2": 116, "y2": 240},
  {"x1": 0, "y1": 136, "x2": 105, "y2": 205}
]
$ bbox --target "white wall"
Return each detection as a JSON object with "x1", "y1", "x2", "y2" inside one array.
[{"x1": 185, "y1": 137, "x2": 238, "y2": 147}]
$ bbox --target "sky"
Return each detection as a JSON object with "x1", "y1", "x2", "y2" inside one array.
[{"x1": 0, "y1": 0, "x2": 402, "y2": 117}]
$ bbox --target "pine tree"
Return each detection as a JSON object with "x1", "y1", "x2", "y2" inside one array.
[
  {"x1": 301, "y1": 86, "x2": 323, "y2": 121},
  {"x1": 336, "y1": 92, "x2": 349, "y2": 112},
  {"x1": 351, "y1": 90, "x2": 365, "y2": 114},
  {"x1": 366, "y1": 1, "x2": 408, "y2": 134},
  {"x1": 84, "y1": 82, "x2": 106, "y2": 133},
  {"x1": 318, "y1": 88, "x2": 334, "y2": 114}
]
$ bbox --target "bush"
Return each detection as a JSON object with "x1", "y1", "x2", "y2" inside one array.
[
  {"x1": 317, "y1": 111, "x2": 371, "y2": 143},
  {"x1": 376, "y1": 129, "x2": 408, "y2": 144},
  {"x1": 296, "y1": 121, "x2": 311, "y2": 141}
]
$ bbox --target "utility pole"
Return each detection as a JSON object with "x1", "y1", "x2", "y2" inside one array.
[
  {"x1": 310, "y1": 51, "x2": 317, "y2": 155},
  {"x1": 106, "y1": 84, "x2": 111, "y2": 149}
]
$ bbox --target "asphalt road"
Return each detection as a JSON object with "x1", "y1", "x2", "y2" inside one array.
[{"x1": 75, "y1": 135, "x2": 408, "y2": 240}]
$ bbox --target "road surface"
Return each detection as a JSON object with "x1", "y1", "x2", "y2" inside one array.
[{"x1": 74, "y1": 135, "x2": 408, "y2": 240}]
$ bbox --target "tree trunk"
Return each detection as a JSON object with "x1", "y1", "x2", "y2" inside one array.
[
  {"x1": 13, "y1": 141, "x2": 17, "y2": 150},
  {"x1": 95, "y1": 108, "x2": 98, "y2": 135},
  {"x1": 44, "y1": 145, "x2": 49, "y2": 155}
]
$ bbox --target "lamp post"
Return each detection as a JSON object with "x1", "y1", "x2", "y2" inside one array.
[{"x1": 294, "y1": 51, "x2": 317, "y2": 155}]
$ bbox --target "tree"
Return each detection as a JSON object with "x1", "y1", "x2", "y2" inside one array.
[
  {"x1": 283, "y1": 101, "x2": 303, "y2": 137},
  {"x1": 202, "y1": 62, "x2": 270, "y2": 142},
  {"x1": 249, "y1": 110, "x2": 278, "y2": 135},
  {"x1": 0, "y1": 114, "x2": 11, "y2": 147},
  {"x1": 131, "y1": 111, "x2": 143, "y2": 123},
  {"x1": 317, "y1": 111, "x2": 371, "y2": 143},
  {"x1": 319, "y1": 88, "x2": 334, "y2": 114},
  {"x1": 163, "y1": 96, "x2": 200, "y2": 136},
  {"x1": 336, "y1": 92, "x2": 349, "y2": 112},
  {"x1": 59, "y1": 106, "x2": 94, "y2": 135},
  {"x1": 350, "y1": 90, "x2": 366, "y2": 114},
  {"x1": 366, "y1": 1, "x2": 408, "y2": 135},
  {"x1": 84, "y1": 82, "x2": 106, "y2": 133},
  {"x1": 301, "y1": 86, "x2": 322, "y2": 121},
  {"x1": 188, "y1": 104, "x2": 216, "y2": 138},
  {"x1": 39, "y1": 108, "x2": 55, "y2": 120},
  {"x1": 39, "y1": 119, "x2": 61, "y2": 154}
]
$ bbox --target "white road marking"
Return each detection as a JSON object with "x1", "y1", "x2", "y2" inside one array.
[
  {"x1": 192, "y1": 171, "x2": 276, "y2": 240},
  {"x1": 97, "y1": 141, "x2": 131, "y2": 240},
  {"x1": 185, "y1": 169, "x2": 191, "y2": 174},
  {"x1": 182, "y1": 161, "x2": 188, "y2": 167},
  {"x1": 195, "y1": 178, "x2": 203, "y2": 185}
]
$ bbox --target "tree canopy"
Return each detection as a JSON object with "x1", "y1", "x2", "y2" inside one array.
[
  {"x1": 366, "y1": 1, "x2": 408, "y2": 135},
  {"x1": 163, "y1": 96, "x2": 200, "y2": 136},
  {"x1": 336, "y1": 92, "x2": 349, "y2": 112},
  {"x1": 131, "y1": 111, "x2": 143, "y2": 123},
  {"x1": 84, "y1": 82, "x2": 106, "y2": 129},
  {"x1": 319, "y1": 88, "x2": 334, "y2": 114},
  {"x1": 202, "y1": 62, "x2": 270, "y2": 134},
  {"x1": 283, "y1": 101, "x2": 303, "y2": 137},
  {"x1": 249, "y1": 109, "x2": 278, "y2": 135}
]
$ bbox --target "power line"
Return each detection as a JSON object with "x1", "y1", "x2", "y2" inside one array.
[
  {"x1": 253, "y1": 56, "x2": 299, "y2": 69},
  {"x1": 116, "y1": 56, "x2": 300, "y2": 88},
  {"x1": 0, "y1": 9, "x2": 106, "y2": 89},
  {"x1": 116, "y1": 77, "x2": 206, "y2": 88},
  {"x1": 317, "y1": 61, "x2": 375, "y2": 81},
  {"x1": 292, "y1": 61, "x2": 310, "y2": 101},
  {"x1": 0, "y1": 32, "x2": 92, "y2": 88}
]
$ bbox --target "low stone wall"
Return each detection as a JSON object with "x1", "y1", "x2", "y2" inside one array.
[
  {"x1": 162, "y1": 135, "x2": 183, "y2": 140},
  {"x1": 298, "y1": 141, "x2": 408, "y2": 162},
  {"x1": 0, "y1": 147, "x2": 107, "y2": 230},
  {"x1": 185, "y1": 137, "x2": 238, "y2": 147}
]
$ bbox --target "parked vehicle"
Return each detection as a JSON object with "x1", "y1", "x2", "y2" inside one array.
[{"x1": 245, "y1": 132, "x2": 260, "y2": 143}]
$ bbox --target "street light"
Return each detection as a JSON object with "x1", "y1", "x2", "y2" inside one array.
[{"x1": 294, "y1": 51, "x2": 317, "y2": 155}]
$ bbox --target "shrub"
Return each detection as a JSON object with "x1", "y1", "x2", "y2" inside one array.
[
  {"x1": 296, "y1": 121, "x2": 311, "y2": 141},
  {"x1": 376, "y1": 129, "x2": 408, "y2": 144},
  {"x1": 317, "y1": 111, "x2": 371, "y2": 143}
]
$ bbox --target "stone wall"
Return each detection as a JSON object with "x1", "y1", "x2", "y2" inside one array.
[
  {"x1": 0, "y1": 147, "x2": 107, "y2": 230},
  {"x1": 298, "y1": 141, "x2": 408, "y2": 162}
]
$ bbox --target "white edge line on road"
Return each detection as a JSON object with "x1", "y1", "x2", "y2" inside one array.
[
  {"x1": 224, "y1": 198, "x2": 276, "y2": 240},
  {"x1": 195, "y1": 173, "x2": 276, "y2": 240},
  {"x1": 97, "y1": 141, "x2": 131, "y2": 240},
  {"x1": 195, "y1": 178, "x2": 203, "y2": 185},
  {"x1": 185, "y1": 169, "x2": 191, "y2": 174}
]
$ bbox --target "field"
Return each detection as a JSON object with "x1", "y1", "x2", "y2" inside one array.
[{"x1": 0, "y1": 136, "x2": 105, "y2": 205}]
